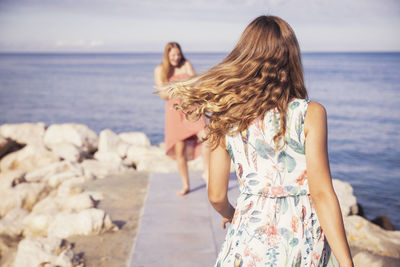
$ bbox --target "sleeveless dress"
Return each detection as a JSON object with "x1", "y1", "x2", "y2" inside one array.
[
  {"x1": 164, "y1": 72, "x2": 206, "y2": 160},
  {"x1": 215, "y1": 99, "x2": 339, "y2": 267}
]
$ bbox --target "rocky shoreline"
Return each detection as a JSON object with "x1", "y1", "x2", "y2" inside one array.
[{"x1": 0, "y1": 122, "x2": 399, "y2": 266}]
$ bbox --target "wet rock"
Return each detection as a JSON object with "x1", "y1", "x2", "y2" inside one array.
[
  {"x1": 332, "y1": 179, "x2": 358, "y2": 216},
  {"x1": 44, "y1": 124, "x2": 98, "y2": 153},
  {"x1": 0, "y1": 145, "x2": 60, "y2": 172},
  {"x1": 371, "y1": 216, "x2": 396, "y2": 231},
  {"x1": 344, "y1": 215, "x2": 400, "y2": 258},
  {"x1": 0, "y1": 122, "x2": 46, "y2": 146}
]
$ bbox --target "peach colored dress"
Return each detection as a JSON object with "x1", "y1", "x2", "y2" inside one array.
[{"x1": 164, "y1": 72, "x2": 206, "y2": 160}]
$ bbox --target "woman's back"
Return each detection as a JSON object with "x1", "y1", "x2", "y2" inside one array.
[
  {"x1": 227, "y1": 98, "x2": 309, "y2": 197},
  {"x1": 216, "y1": 98, "x2": 339, "y2": 266}
]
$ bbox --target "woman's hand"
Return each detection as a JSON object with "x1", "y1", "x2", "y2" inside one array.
[{"x1": 222, "y1": 216, "x2": 233, "y2": 229}]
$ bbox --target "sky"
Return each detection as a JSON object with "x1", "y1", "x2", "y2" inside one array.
[{"x1": 0, "y1": 0, "x2": 399, "y2": 52}]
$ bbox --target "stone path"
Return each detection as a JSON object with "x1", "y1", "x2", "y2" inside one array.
[{"x1": 130, "y1": 172, "x2": 239, "y2": 267}]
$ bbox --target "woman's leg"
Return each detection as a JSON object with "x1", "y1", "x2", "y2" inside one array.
[
  {"x1": 175, "y1": 140, "x2": 190, "y2": 195},
  {"x1": 197, "y1": 129, "x2": 210, "y2": 184}
]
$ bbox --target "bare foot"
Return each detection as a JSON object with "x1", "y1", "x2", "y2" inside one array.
[{"x1": 177, "y1": 187, "x2": 190, "y2": 196}]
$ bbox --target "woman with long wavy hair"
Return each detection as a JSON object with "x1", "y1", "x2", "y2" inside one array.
[
  {"x1": 168, "y1": 16, "x2": 353, "y2": 266},
  {"x1": 154, "y1": 42, "x2": 210, "y2": 196}
]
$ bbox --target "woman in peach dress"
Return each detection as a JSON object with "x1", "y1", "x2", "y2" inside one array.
[{"x1": 154, "y1": 42, "x2": 209, "y2": 195}]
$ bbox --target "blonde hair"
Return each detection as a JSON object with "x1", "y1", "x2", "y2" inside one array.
[
  {"x1": 170, "y1": 16, "x2": 308, "y2": 149},
  {"x1": 160, "y1": 42, "x2": 187, "y2": 83}
]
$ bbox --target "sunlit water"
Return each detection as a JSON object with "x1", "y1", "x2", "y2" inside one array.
[{"x1": 0, "y1": 52, "x2": 399, "y2": 228}]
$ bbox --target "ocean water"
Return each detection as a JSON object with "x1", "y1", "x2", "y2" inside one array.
[{"x1": 0, "y1": 52, "x2": 399, "y2": 228}]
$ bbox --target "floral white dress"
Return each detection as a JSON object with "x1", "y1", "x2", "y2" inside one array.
[{"x1": 215, "y1": 99, "x2": 339, "y2": 267}]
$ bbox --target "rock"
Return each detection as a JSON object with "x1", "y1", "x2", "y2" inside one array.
[
  {"x1": 57, "y1": 177, "x2": 88, "y2": 197},
  {"x1": 94, "y1": 151, "x2": 123, "y2": 165},
  {"x1": 353, "y1": 250, "x2": 400, "y2": 267},
  {"x1": 356, "y1": 203, "x2": 364, "y2": 217},
  {"x1": 24, "y1": 193, "x2": 96, "y2": 237},
  {"x1": 0, "y1": 122, "x2": 46, "y2": 146},
  {"x1": 98, "y1": 129, "x2": 131, "y2": 158},
  {"x1": 13, "y1": 236, "x2": 83, "y2": 267},
  {"x1": 371, "y1": 216, "x2": 396, "y2": 231},
  {"x1": 0, "y1": 170, "x2": 26, "y2": 189},
  {"x1": 81, "y1": 159, "x2": 128, "y2": 179},
  {"x1": 47, "y1": 142, "x2": 84, "y2": 162},
  {"x1": 0, "y1": 208, "x2": 29, "y2": 237},
  {"x1": 0, "y1": 182, "x2": 48, "y2": 217},
  {"x1": 119, "y1": 132, "x2": 151, "y2": 147},
  {"x1": 44, "y1": 123, "x2": 98, "y2": 153},
  {"x1": 0, "y1": 135, "x2": 12, "y2": 158},
  {"x1": 47, "y1": 208, "x2": 117, "y2": 238},
  {"x1": 136, "y1": 154, "x2": 177, "y2": 172},
  {"x1": 0, "y1": 234, "x2": 18, "y2": 267},
  {"x1": 332, "y1": 179, "x2": 358, "y2": 216},
  {"x1": 23, "y1": 213, "x2": 53, "y2": 237},
  {"x1": 47, "y1": 171, "x2": 80, "y2": 188},
  {"x1": 126, "y1": 145, "x2": 153, "y2": 166},
  {"x1": 188, "y1": 156, "x2": 204, "y2": 172},
  {"x1": 25, "y1": 161, "x2": 83, "y2": 184},
  {"x1": 0, "y1": 145, "x2": 60, "y2": 172},
  {"x1": 344, "y1": 215, "x2": 400, "y2": 258}
]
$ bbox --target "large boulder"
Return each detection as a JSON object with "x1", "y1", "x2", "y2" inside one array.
[
  {"x1": 81, "y1": 159, "x2": 128, "y2": 179},
  {"x1": 0, "y1": 208, "x2": 29, "y2": 237},
  {"x1": 44, "y1": 124, "x2": 98, "y2": 153},
  {"x1": 25, "y1": 160, "x2": 83, "y2": 184},
  {"x1": 24, "y1": 193, "x2": 96, "y2": 237},
  {"x1": 119, "y1": 132, "x2": 151, "y2": 147},
  {"x1": 47, "y1": 142, "x2": 84, "y2": 162},
  {"x1": 344, "y1": 215, "x2": 400, "y2": 258},
  {"x1": 0, "y1": 182, "x2": 48, "y2": 217},
  {"x1": 0, "y1": 135, "x2": 12, "y2": 158},
  {"x1": 47, "y1": 208, "x2": 117, "y2": 238},
  {"x1": 332, "y1": 179, "x2": 358, "y2": 216},
  {"x1": 0, "y1": 169, "x2": 26, "y2": 189},
  {"x1": 13, "y1": 237, "x2": 83, "y2": 267},
  {"x1": 97, "y1": 129, "x2": 131, "y2": 158},
  {"x1": 0, "y1": 145, "x2": 60, "y2": 172},
  {"x1": 0, "y1": 122, "x2": 46, "y2": 146}
]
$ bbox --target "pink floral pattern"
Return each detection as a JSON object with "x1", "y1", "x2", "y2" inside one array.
[{"x1": 215, "y1": 99, "x2": 339, "y2": 267}]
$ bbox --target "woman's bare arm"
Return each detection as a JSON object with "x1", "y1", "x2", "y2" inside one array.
[
  {"x1": 154, "y1": 65, "x2": 168, "y2": 99},
  {"x1": 208, "y1": 137, "x2": 235, "y2": 228},
  {"x1": 305, "y1": 101, "x2": 353, "y2": 267},
  {"x1": 185, "y1": 61, "x2": 196, "y2": 77}
]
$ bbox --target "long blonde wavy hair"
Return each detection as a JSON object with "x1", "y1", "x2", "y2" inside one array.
[
  {"x1": 160, "y1": 42, "x2": 187, "y2": 83},
  {"x1": 169, "y1": 16, "x2": 308, "y2": 149}
]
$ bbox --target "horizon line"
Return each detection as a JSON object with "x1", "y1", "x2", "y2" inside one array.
[{"x1": 0, "y1": 50, "x2": 399, "y2": 54}]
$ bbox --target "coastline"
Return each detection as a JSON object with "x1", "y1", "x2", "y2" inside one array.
[{"x1": 0, "y1": 122, "x2": 399, "y2": 266}]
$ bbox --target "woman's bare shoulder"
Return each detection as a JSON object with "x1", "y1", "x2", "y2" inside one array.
[
  {"x1": 304, "y1": 101, "x2": 327, "y2": 135},
  {"x1": 307, "y1": 101, "x2": 326, "y2": 116},
  {"x1": 154, "y1": 64, "x2": 163, "y2": 73}
]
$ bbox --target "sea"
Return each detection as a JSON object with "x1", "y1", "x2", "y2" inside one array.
[{"x1": 0, "y1": 52, "x2": 399, "y2": 229}]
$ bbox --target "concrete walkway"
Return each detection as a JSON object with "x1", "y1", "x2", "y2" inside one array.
[{"x1": 130, "y1": 172, "x2": 239, "y2": 267}]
